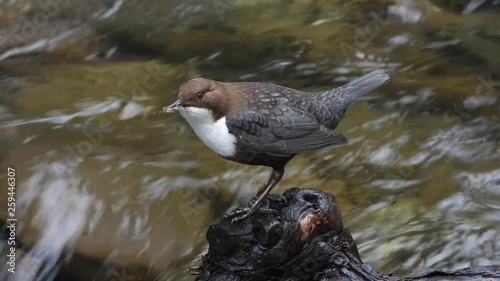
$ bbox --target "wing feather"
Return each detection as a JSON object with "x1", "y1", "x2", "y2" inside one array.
[{"x1": 227, "y1": 107, "x2": 347, "y2": 156}]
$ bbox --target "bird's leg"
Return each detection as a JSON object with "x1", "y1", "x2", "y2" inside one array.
[{"x1": 225, "y1": 168, "x2": 284, "y2": 224}]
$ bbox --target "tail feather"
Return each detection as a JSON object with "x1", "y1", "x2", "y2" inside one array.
[{"x1": 317, "y1": 69, "x2": 390, "y2": 110}]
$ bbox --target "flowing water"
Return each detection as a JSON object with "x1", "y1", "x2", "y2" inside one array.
[{"x1": 0, "y1": 1, "x2": 499, "y2": 280}]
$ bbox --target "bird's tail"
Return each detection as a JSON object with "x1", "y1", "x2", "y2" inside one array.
[{"x1": 316, "y1": 69, "x2": 390, "y2": 110}]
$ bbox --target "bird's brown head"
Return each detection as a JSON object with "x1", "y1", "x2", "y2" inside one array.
[{"x1": 163, "y1": 78, "x2": 236, "y2": 120}]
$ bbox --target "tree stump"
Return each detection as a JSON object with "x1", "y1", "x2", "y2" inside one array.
[{"x1": 194, "y1": 188, "x2": 500, "y2": 281}]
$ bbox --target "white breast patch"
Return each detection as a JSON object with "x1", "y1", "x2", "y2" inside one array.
[{"x1": 179, "y1": 107, "x2": 237, "y2": 157}]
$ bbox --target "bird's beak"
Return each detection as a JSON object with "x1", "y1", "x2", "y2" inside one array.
[{"x1": 162, "y1": 100, "x2": 182, "y2": 113}]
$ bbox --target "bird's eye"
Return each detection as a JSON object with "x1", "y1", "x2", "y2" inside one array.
[{"x1": 197, "y1": 92, "x2": 204, "y2": 100}]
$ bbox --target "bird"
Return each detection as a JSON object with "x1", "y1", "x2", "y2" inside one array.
[{"x1": 163, "y1": 69, "x2": 390, "y2": 223}]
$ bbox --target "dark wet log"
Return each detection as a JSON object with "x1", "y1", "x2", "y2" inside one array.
[{"x1": 194, "y1": 188, "x2": 500, "y2": 281}]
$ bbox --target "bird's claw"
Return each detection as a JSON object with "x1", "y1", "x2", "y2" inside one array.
[
  {"x1": 229, "y1": 207, "x2": 252, "y2": 224},
  {"x1": 224, "y1": 204, "x2": 278, "y2": 224}
]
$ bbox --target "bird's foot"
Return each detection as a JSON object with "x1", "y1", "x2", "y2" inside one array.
[{"x1": 224, "y1": 200, "x2": 278, "y2": 224}]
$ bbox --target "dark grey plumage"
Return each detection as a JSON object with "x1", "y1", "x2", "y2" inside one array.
[{"x1": 225, "y1": 69, "x2": 390, "y2": 166}]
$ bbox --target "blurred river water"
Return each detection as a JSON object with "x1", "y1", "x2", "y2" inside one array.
[{"x1": 0, "y1": 0, "x2": 499, "y2": 280}]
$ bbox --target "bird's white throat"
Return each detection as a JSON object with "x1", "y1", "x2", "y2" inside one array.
[{"x1": 179, "y1": 107, "x2": 237, "y2": 157}]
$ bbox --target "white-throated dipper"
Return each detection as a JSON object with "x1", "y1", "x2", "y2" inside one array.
[{"x1": 163, "y1": 69, "x2": 389, "y2": 223}]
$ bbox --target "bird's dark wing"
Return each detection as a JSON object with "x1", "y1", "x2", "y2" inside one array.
[{"x1": 226, "y1": 106, "x2": 348, "y2": 157}]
